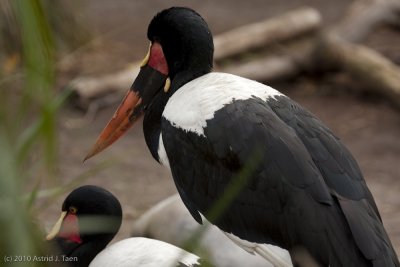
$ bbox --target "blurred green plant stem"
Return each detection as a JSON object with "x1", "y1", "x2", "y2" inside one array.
[{"x1": 0, "y1": 1, "x2": 88, "y2": 265}]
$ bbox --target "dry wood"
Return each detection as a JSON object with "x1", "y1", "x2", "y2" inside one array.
[
  {"x1": 219, "y1": 34, "x2": 316, "y2": 82},
  {"x1": 333, "y1": 0, "x2": 400, "y2": 42},
  {"x1": 317, "y1": 34, "x2": 400, "y2": 105},
  {"x1": 221, "y1": 55, "x2": 300, "y2": 82},
  {"x1": 213, "y1": 7, "x2": 321, "y2": 60},
  {"x1": 223, "y1": 53, "x2": 308, "y2": 82},
  {"x1": 69, "y1": 64, "x2": 138, "y2": 109},
  {"x1": 311, "y1": 0, "x2": 400, "y2": 107}
]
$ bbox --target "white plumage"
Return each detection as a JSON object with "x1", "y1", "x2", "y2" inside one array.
[
  {"x1": 162, "y1": 72, "x2": 282, "y2": 136},
  {"x1": 157, "y1": 135, "x2": 170, "y2": 168},
  {"x1": 89, "y1": 237, "x2": 200, "y2": 267},
  {"x1": 223, "y1": 232, "x2": 292, "y2": 267}
]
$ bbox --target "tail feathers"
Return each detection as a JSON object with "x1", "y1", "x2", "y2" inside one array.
[
  {"x1": 372, "y1": 257, "x2": 400, "y2": 267},
  {"x1": 339, "y1": 198, "x2": 400, "y2": 267}
]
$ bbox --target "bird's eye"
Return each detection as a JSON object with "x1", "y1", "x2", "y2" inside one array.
[{"x1": 69, "y1": 206, "x2": 78, "y2": 214}]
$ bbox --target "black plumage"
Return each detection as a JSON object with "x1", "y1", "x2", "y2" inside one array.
[{"x1": 161, "y1": 96, "x2": 398, "y2": 266}]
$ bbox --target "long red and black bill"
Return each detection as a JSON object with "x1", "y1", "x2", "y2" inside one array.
[{"x1": 84, "y1": 63, "x2": 168, "y2": 161}]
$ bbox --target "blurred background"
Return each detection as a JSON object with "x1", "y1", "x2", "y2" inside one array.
[{"x1": 1, "y1": 0, "x2": 399, "y2": 265}]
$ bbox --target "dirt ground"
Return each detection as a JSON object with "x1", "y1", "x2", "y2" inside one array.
[{"x1": 44, "y1": 0, "x2": 399, "y2": 259}]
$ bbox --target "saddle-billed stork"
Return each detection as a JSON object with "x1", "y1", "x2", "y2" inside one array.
[
  {"x1": 85, "y1": 7, "x2": 399, "y2": 267},
  {"x1": 46, "y1": 185, "x2": 200, "y2": 267}
]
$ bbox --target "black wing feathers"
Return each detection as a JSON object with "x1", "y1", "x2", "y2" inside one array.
[
  {"x1": 269, "y1": 96, "x2": 398, "y2": 266},
  {"x1": 161, "y1": 95, "x2": 399, "y2": 267}
]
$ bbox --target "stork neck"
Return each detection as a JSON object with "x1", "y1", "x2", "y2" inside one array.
[
  {"x1": 143, "y1": 91, "x2": 168, "y2": 162},
  {"x1": 143, "y1": 68, "x2": 211, "y2": 163},
  {"x1": 169, "y1": 68, "x2": 211, "y2": 96}
]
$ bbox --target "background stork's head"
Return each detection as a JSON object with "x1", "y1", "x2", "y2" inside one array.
[{"x1": 46, "y1": 185, "x2": 122, "y2": 265}]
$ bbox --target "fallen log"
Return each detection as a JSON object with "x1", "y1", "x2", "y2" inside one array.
[
  {"x1": 219, "y1": 34, "x2": 316, "y2": 82},
  {"x1": 69, "y1": 64, "x2": 139, "y2": 109},
  {"x1": 333, "y1": 0, "x2": 400, "y2": 42},
  {"x1": 221, "y1": 55, "x2": 300, "y2": 82},
  {"x1": 316, "y1": 34, "x2": 400, "y2": 106},
  {"x1": 223, "y1": 53, "x2": 307, "y2": 82},
  {"x1": 213, "y1": 7, "x2": 321, "y2": 60}
]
